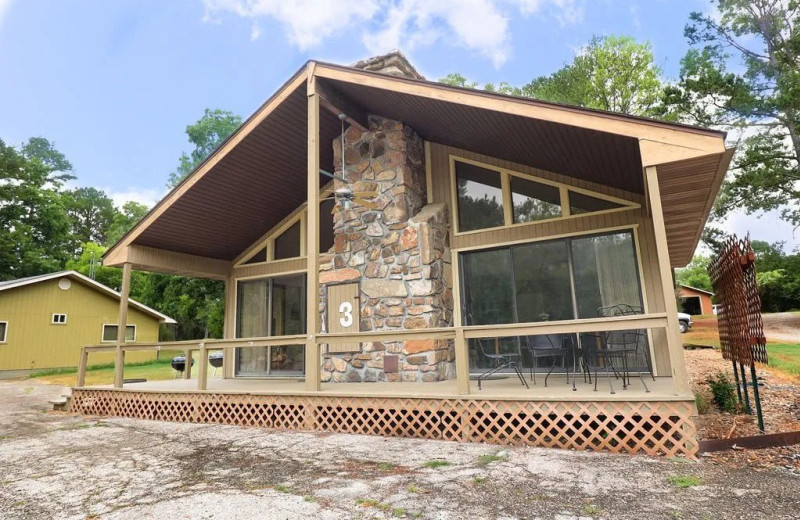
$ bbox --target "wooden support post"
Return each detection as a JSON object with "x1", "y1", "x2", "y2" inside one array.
[
  {"x1": 645, "y1": 166, "x2": 691, "y2": 395},
  {"x1": 223, "y1": 275, "x2": 236, "y2": 379},
  {"x1": 197, "y1": 343, "x2": 208, "y2": 391},
  {"x1": 76, "y1": 347, "x2": 88, "y2": 388},
  {"x1": 113, "y1": 262, "x2": 131, "y2": 388},
  {"x1": 305, "y1": 64, "x2": 322, "y2": 392},
  {"x1": 454, "y1": 328, "x2": 470, "y2": 395},
  {"x1": 183, "y1": 348, "x2": 192, "y2": 379}
]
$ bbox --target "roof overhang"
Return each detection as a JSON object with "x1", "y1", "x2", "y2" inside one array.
[{"x1": 104, "y1": 60, "x2": 731, "y2": 272}]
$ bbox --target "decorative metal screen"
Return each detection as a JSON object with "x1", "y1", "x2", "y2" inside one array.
[{"x1": 708, "y1": 235, "x2": 767, "y2": 365}]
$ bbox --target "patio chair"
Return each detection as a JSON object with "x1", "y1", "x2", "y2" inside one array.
[
  {"x1": 523, "y1": 334, "x2": 572, "y2": 387},
  {"x1": 587, "y1": 304, "x2": 652, "y2": 393},
  {"x1": 473, "y1": 337, "x2": 529, "y2": 391}
]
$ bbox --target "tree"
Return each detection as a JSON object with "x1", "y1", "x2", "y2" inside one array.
[
  {"x1": 440, "y1": 35, "x2": 667, "y2": 118},
  {"x1": 675, "y1": 255, "x2": 713, "y2": 293},
  {"x1": 106, "y1": 201, "x2": 149, "y2": 246},
  {"x1": 167, "y1": 108, "x2": 242, "y2": 188},
  {"x1": 62, "y1": 187, "x2": 117, "y2": 250},
  {"x1": 666, "y1": 0, "x2": 800, "y2": 225},
  {"x1": 526, "y1": 36, "x2": 666, "y2": 117},
  {"x1": 0, "y1": 139, "x2": 72, "y2": 280}
]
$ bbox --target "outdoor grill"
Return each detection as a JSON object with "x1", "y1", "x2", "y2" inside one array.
[
  {"x1": 171, "y1": 355, "x2": 194, "y2": 374},
  {"x1": 209, "y1": 351, "x2": 223, "y2": 375}
]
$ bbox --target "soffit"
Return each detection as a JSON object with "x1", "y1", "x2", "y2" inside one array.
[{"x1": 131, "y1": 84, "x2": 339, "y2": 260}]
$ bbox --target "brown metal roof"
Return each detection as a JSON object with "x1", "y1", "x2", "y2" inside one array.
[
  {"x1": 107, "y1": 60, "x2": 731, "y2": 268},
  {"x1": 131, "y1": 80, "x2": 339, "y2": 260}
]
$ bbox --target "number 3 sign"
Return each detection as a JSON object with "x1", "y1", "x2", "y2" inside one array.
[{"x1": 338, "y1": 301, "x2": 354, "y2": 328}]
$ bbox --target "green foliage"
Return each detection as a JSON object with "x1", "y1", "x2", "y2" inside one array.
[
  {"x1": 526, "y1": 36, "x2": 666, "y2": 117},
  {"x1": 675, "y1": 255, "x2": 712, "y2": 293},
  {"x1": 62, "y1": 187, "x2": 117, "y2": 251},
  {"x1": 440, "y1": 35, "x2": 667, "y2": 118},
  {"x1": 705, "y1": 372, "x2": 739, "y2": 413},
  {"x1": 106, "y1": 201, "x2": 149, "y2": 246},
  {"x1": 168, "y1": 108, "x2": 242, "y2": 188},
  {"x1": 766, "y1": 343, "x2": 800, "y2": 378},
  {"x1": 667, "y1": 475, "x2": 702, "y2": 488},
  {"x1": 476, "y1": 453, "x2": 507, "y2": 465},
  {"x1": 694, "y1": 391, "x2": 711, "y2": 415},
  {"x1": 0, "y1": 139, "x2": 72, "y2": 280},
  {"x1": 421, "y1": 460, "x2": 451, "y2": 469},
  {"x1": 666, "y1": 1, "x2": 800, "y2": 226}
]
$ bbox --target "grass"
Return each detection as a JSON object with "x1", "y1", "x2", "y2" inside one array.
[
  {"x1": 476, "y1": 453, "x2": 507, "y2": 465},
  {"x1": 582, "y1": 504, "x2": 601, "y2": 516},
  {"x1": 273, "y1": 485, "x2": 293, "y2": 493},
  {"x1": 684, "y1": 315, "x2": 800, "y2": 382},
  {"x1": 471, "y1": 477, "x2": 487, "y2": 485},
  {"x1": 377, "y1": 462, "x2": 395, "y2": 470},
  {"x1": 765, "y1": 344, "x2": 800, "y2": 378},
  {"x1": 421, "y1": 460, "x2": 451, "y2": 469},
  {"x1": 29, "y1": 350, "x2": 215, "y2": 386},
  {"x1": 667, "y1": 475, "x2": 702, "y2": 488}
]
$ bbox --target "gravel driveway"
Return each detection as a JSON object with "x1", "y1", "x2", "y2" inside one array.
[{"x1": 0, "y1": 379, "x2": 798, "y2": 520}]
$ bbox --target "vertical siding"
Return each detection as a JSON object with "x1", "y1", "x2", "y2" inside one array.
[
  {"x1": 429, "y1": 142, "x2": 672, "y2": 376},
  {"x1": 0, "y1": 278, "x2": 160, "y2": 371},
  {"x1": 326, "y1": 282, "x2": 360, "y2": 353}
]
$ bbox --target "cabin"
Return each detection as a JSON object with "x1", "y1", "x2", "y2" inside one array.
[
  {"x1": 68, "y1": 52, "x2": 734, "y2": 457},
  {"x1": 0, "y1": 271, "x2": 174, "y2": 377},
  {"x1": 678, "y1": 284, "x2": 714, "y2": 316}
]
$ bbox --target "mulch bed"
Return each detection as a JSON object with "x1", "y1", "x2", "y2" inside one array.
[{"x1": 685, "y1": 349, "x2": 800, "y2": 472}]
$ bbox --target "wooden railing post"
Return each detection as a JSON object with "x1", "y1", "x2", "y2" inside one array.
[
  {"x1": 197, "y1": 343, "x2": 208, "y2": 391},
  {"x1": 304, "y1": 63, "x2": 322, "y2": 392},
  {"x1": 183, "y1": 348, "x2": 192, "y2": 379},
  {"x1": 76, "y1": 347, "x2": 88, "y2": 388},
  {"x1": 113, "y1": 262, "x2": 132, "y2": 389},
  {"x1": 645, "y1": 165, "x2": 692, "y2": 395},
  {"x1": 454, "y1": 328, "x2": 470, "y2": 395}
]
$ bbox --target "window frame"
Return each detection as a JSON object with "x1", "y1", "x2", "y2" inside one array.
[
  {"x1": 233, "y1": 183, "x2": 335, "y2": 267},
  {"x1": 101, "y1": 324, "x2": 137, "y2": 343},
  {"x1": 449, "y1": 155, "x2": 640, "y2": 236},
  {"x1": 51, "y1": 313, "x2": 68, "y2": 325},
  {"x1": 0, "y1": 321, "x2": 7, "y2": 343}
]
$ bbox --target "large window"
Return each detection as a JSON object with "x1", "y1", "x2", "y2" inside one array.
[
  {"x1": 460, "y1": 231, "x2": 645, "y2": 370},
  {"x1": 236, "y1": 274, "x2": 306, "y2": 376},
  {"x1": 102, "y1": 325, "x2": 136, "y2": 342},
  {"x1": 455, "y1": 161, "x2": 505, "y2": 232},
  {"x1": 452, "y1": 157, "x2": 636, "y2": 233}
]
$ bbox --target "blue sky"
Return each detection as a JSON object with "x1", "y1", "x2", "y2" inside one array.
[{"x1": 0, "y1": 0, "x2": 796, "y2": 250}]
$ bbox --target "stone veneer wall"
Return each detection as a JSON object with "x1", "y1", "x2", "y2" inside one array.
[{"x1": 319, "y1": 116, "x2": 454, "y2": 383}]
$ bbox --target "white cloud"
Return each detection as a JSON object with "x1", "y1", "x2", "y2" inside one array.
[
  {"x1": 0, "y1": 0, "x2": 14, "y2": 30},
  {"x1": 201, "y1": 0, "x2": 586, "y2": 67},
  {"x1": 249, "y1": 22, "x2": 261, "y2": 41},
  {"x1": 719, "y1": 210, "x2": 800, "y2": 252},
  {"x1": 103, "y1": 187, "x2": 164, "y2": 209}
]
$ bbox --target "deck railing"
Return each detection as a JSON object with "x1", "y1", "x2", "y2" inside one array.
[{"x1": 79, "y1": 312, "x2": 670, "y2": 394}]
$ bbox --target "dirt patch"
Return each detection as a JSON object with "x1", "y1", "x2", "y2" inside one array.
[
  {"x1": 0, "y1": 379, "x2": 799, "y2": 519},
  {"x1": 763, "y1": 312, "x2": 800, "y2": 343}
]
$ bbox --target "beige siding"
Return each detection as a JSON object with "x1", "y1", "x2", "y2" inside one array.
[
  {"x1": 0, "y1": 278, "x2": 160, "y2": 371},
  {"x1": 429, "y1": 142, "x2": 671, "y2": 375}
]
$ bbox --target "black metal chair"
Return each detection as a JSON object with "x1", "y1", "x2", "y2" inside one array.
[
  {"x1": 474, "y1": 337, "x2": 529, "y2": 390},
  {"x1": 588, "y1": 304, "x2": 653, "y2": 393},
  {"x1": 523, "y1": 334, "x2": 572, "y2": 386}
]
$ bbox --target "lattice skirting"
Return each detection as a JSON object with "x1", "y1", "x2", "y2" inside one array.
[{"x1": 69, "y1": 389, "x2": 698, "y2": 457}]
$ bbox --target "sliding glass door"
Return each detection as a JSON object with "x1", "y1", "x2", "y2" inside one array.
[
  {"x1": 460, "y1": 230, "x2": 645, "y2": 371},
  {"x1": 235, "y1": 274, "x2": 306, "y2": 377}
]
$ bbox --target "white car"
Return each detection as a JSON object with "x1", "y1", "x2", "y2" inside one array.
[{"x1": 678, "y1": 312, "x2": 693, "y2": 334}]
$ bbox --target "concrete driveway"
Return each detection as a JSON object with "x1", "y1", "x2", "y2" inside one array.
[{"x1": 0, "y1": 379, "x2": 798, "y2": 520}]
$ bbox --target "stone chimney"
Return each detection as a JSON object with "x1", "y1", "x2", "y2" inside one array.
[
  {"x1": 353, "y1": 50, "x2": 425, "y2": 80},
  {"x1": 319, "y1": 115, "x2": 454, "y2": 383}
]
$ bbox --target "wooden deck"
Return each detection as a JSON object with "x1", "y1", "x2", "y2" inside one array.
[
  {"x1": 80, "y1": 374, "x2": 686, "y2": 402},
  {"x1": 69, "y1": 374, "x2": 698, "y2": 458}
]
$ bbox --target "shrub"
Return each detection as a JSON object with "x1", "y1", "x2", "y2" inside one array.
[
  {"x1": 705, "y1": 372, "x2": 738, "y2": 413},
  {"x1": 694, "y1": 391, "x2": 711, "y2": 415}
]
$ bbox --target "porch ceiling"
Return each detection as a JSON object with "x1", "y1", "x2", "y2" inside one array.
[{"x1": 107, "y1": 61, "x2": 730, "y2": 269}]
